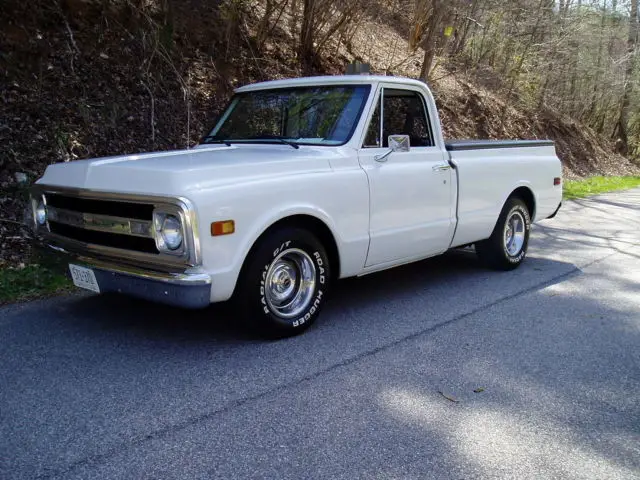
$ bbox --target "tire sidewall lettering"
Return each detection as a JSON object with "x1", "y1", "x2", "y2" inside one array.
[{"x1": 314, "y1": 251, "x2": 326, "y2": 285}]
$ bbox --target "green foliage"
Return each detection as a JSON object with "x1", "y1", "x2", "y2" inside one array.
[
  {"x1": 563, "y1": 176, "x2": 640, "y2": 200},
  {"x1": 0, "y1": 265, "x2": 71, "y2": 305}
]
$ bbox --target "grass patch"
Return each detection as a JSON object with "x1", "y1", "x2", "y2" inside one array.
[
  {"x1": 0, "y1": 264, "x2": 71, "y2": 306},
  {"x1": 563, "y1": 176, "x2": 640, "y2": 200}
]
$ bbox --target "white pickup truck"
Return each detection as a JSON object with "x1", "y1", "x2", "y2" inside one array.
[{"x1": 30, "y1": 74, "x2": 562, "y2": 337}]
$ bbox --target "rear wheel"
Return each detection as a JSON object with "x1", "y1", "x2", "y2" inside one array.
[
  {"x1": 234, "y1": 227, "x2": 331, "y2": 338},
  {"x1": 475, "y1": 197, "x2": 531, "y2": 270}
]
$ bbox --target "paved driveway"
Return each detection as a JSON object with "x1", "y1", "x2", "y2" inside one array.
[{"x1": 1, "y1": 189, "x2": 639, "y2": 479}]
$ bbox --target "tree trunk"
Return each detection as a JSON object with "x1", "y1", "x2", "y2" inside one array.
[
  {"x1": 299, "y1": 0, "x2": 315, "y2": 72},
  {"x1": 453, "y1": 0, "x2": 481, "y2": 55},
  {"x1": 289, "y1": 0, "x2": 299, "y2": 36},
  {"x1": 613, "y1": 0, "x2": 638, "y2": 155},
  {"x1": 587, "y1": 3, "x2": 607, "y2": 123},
  {"x1": 257, "y1": 0, "x2": 275, "y2": 47},
  {"x1": 500, "y1": 0, "x2": 546, "y2": 119},
  {"x1": 538, "y1": 73, "x2": 550, "y2": 109},
  {"x1": 418, "y1": 4, "x2": 445, "y2": 81}
]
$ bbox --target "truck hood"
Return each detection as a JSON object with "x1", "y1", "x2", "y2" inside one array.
[{"x1": 37, "y1": 144, "x2": 342, "y2": 196}]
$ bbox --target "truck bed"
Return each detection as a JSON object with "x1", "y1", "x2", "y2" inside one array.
[
  {"x1": 445, "y1": 139, "x2": 555, "y2": 151},
  {"x1": 444, "y1": 137, "x2": 561, "y2": 249}
]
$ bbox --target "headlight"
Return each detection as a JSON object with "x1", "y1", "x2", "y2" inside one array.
[
  {"x1": 161, "y1": 215, "x2": 183, "y2": 250},
  {"x1": 153, "y1": 211, "x2": 184, "y2": 253},
  {"x1": 35, "y1": 200, "x2": 47, "y2": 226}
]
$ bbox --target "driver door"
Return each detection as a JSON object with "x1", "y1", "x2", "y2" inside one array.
[{"x1": 358, "y1": 85, "x2": 455, "y2": 267}]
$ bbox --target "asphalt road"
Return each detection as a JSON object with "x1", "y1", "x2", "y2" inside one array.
[{"x1": 1, "y1": 189, "x2": 639, "y2": 480}]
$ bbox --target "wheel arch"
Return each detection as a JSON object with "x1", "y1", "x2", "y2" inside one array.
[
  {"x1": 475, "y1": 185, "x2": 535, "y2": 271},
  {"x1": 506, "y1": 185, "x2": 537, "y2": 220},
  {"x1": 479, "y1": 185, "x2": 536, "y2": 243},
  {"x1": 232, "y1": 212, "x2": 342, "y2": 297}
]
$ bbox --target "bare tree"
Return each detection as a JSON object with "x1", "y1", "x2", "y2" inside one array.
[
  {"x1": 297, "y1": 0, "x2": 366, "y2": 72},
  {"x1": 299, "y1": 0, "x2": 315, "y2": 70},
  {"x1": 256, "y1": 0, "x2": 290, "y2": 48},
  {"x1": 614, "y1": 0, "x2": 639, "y2": 154},
  {"x1": 410, "y1": 0, "x2": 449, "y2": 81}
]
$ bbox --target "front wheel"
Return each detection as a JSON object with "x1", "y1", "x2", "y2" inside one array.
[
  {"x1": 475, "y1": 197, "x2": 531, "y2": 270},
  {"x1": 233, "y1": 227, "x2": 331, "y2": 338}
]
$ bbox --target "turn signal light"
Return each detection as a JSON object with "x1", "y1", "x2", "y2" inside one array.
[{"x1": 211, "y1": 220, "x2": 235, "y2": 236}]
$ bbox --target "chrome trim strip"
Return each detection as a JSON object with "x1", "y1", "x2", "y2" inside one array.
[
  {"x1": 44, "y1": 232, "x2": 186, "y2": 271},
  {"x1": 46, "y1": 243, "x2": 211, "y2": 285},
  {"x1": 29, "y1": 184, "x2": 202, "y2": 268},
  {"x1": 47, "y1": 206, "x2": 154, "y2": 238},
  {"x1": 444, "y1": 139, "x2": 555, "y2": 151}
]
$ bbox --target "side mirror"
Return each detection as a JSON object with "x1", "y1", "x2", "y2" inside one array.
[{"x1": 374, "y1": 134, "x2": 411, "y2": 162}]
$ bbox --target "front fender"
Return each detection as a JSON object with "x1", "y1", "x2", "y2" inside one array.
[
  {"x1": 200, "y1": 204, "x2": 345, "y2": 303},
  {"x1": 238, "y1": 204, "x2": 343, "y2": 268}
]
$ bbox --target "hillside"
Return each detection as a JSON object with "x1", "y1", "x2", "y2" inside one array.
[{"x1": 1, "y1": 0, "x2": 639, "y2": 268}]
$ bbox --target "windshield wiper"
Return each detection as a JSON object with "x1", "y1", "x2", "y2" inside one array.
[
  {"x1": 201, "y1": 135, "x2": 300, "y2": 149},
  {"x1": 246, "y1": 135, "x2": 300, "y2": 149},
  {"x1": 201, "y1": 135, "x2": 232, "y2": 146}
]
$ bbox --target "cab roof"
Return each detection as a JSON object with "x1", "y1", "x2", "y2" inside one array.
[{"x1": 234, "y1": 74, "x2": 430, "y2": 93}]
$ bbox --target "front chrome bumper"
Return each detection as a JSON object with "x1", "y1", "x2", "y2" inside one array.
[{"x1": 38, "y1": 242, "x2": 212, "y2": 309}]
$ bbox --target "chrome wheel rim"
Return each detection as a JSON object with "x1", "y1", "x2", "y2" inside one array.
[
  {"x1": 504, "y1": 211, "x2": 526, "y2": 256},
  {"x1": 264, "y1": 248, "x2": 316, "y2": 319}
]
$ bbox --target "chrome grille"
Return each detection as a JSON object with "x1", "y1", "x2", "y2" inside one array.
[
  {"x1": 45, "y1": 193, "x2": 154, "y2": 220},
  {"x1": 47, "y1": 207, "x2": 153, "y2": 238},
  {"x1": 30, "y1": 186, "x2": 201, "y2": 270},
  {"x1": 43, "y1": 193, "x2": 160, "y2": 255}
]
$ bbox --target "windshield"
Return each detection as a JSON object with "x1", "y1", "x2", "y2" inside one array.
[{"x1": 204, "y1": 84, "x2": 371, "y2": 146}]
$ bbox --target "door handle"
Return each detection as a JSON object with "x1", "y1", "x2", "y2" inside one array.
[{"x1": 432, "y1": 164, "x2": 451, "y2": 172}]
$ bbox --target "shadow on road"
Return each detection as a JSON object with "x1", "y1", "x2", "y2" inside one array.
[
  {"x1": 371, "y1": 269, "x2": 640, "y2": 478},
  {"x1": 57, "y1": 249, "x2": 577, "y2": 343},
  {"x1": 3, "y1": 229, "x2": 639, "y2": 479},
  {"x1": 15, "y1": 244, "x2": 632, "y2": 480},
  {"x1": 570, "y1": 189, "x2": 640, "y2": 214}
]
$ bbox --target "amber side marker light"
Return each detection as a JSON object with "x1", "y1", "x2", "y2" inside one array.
[{"x1": 211, "y1": 220, "x2": 235, "y2": 236}]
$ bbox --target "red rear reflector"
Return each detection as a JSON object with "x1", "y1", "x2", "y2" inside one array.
[{"x1": 554, "y1": 177, "x2": 562, "y2": 185}]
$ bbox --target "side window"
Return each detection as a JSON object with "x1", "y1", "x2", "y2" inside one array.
[
  {"x1": 383, "y1": 89, "x2": 434, "y2": 147},
  {"x1": 362, "y1": 95, "x2": 381, "y2": 148}
]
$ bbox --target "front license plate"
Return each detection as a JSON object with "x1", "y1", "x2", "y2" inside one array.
[{"x1": 69, "y1": 264, "x2": 100, "y2": 293}]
